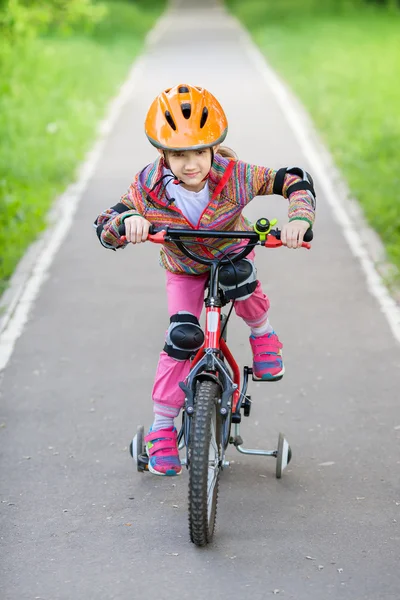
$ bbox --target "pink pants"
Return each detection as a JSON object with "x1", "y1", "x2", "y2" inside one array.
[{"x1": 152, "y1": 254, "x2": 270, "y2": 417}]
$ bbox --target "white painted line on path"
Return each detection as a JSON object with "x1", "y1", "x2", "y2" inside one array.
[
  {"x1": 1, "y1": 5, "x2": 399, "y2": 375},
  {"x1": 236, "y1": 21, "x2": 400, "y2": 344},
  {"x1": 0, "y1": 12, "x2": 171, "y2": 372}
]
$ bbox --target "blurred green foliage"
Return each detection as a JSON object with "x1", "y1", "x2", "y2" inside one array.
[
  {"x1": 226, "y1": 0, "x2": 399, "y2": 23},
  {"x1": 0, "y1": 0, "x2": 106, "y2": 41},
  {"x1": 0, "y1": 0, "x2": 165, "y2": 295},
  {"x1": 227, "y1": 0, "x2": 400, "y2": 284}
]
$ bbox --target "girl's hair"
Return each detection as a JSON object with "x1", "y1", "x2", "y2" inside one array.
[
  {"x1": 162, "y1": 145, "x2": 238, "y2": 162},
  {"x1": 216, "y1": 145, "x2": 238, "y2": 160}
]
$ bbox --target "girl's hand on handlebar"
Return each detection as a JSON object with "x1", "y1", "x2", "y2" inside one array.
[
  {"x1": 123, "y1": 216, "x2": 151, "y2": 244},
  {"x1": 281, "y1": 220, "x2": 311, "y2": 249}
]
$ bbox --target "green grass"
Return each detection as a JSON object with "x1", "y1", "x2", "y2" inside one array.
[
  {"x1": 226, "y1": 0, "x2": 400, "y2": 284},
  {"x1": 0, "y1": 0, "x2": 165, "y2": 295}
]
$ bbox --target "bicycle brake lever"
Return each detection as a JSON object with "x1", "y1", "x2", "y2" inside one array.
[
  {"x1": 148, "y1": 231, "x2": 166, "y2": 244},
  {"x1": 264, "y1": 229, "x2": 282, "y2": 248}
]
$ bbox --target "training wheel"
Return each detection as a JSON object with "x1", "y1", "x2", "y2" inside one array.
[
  {"x1": 276, "y1": 432, "x2": 292, "y2": 479},
  {"x1": 129, "y1": 425, "x2": 146, "y2": 472}
]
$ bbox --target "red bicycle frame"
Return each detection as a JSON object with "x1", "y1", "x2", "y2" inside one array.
[
  {"x1": 119, "y1": 223, "x2": 311, "y2": 415},
  {"x1": 191, "y1": 305, "x2": 241, "y2": 412}
]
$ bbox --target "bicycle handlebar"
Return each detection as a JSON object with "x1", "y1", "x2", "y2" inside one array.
[
  {"x1": 117, "y1": 219, "x2": 312, "y2": 266},
  {"x1": 117, "y1": 221, "x2": 313, "y2": 242}
]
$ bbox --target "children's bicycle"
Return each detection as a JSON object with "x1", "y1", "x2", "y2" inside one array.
[{"x1": 120, "y1": 218, "x2": 312, "y2": 547}]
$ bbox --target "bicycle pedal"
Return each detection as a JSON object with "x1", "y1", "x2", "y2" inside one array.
[
  {"x1": 138, "y1": 453, "x2": 149, "y2": 471},
  {"x1": 243, "y1": 395, "x2": 251, "y2": 417}
]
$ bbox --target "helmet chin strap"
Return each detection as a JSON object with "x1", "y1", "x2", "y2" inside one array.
[
  {"x1": 162, "y1": 153, "x2": 183, "y2": 184},
  {"x1": 162, "y1": 148, "x2": 214, "y2": 185}
]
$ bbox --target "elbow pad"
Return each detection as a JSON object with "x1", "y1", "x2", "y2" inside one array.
[
  {"x1": 273, "y1": 167, "x2": 316, "y2": 209},
  {"x1": 93, "y1": 201, "x2": 133, "y2": 249}
]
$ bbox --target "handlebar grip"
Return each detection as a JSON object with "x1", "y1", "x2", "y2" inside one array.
[
  {"x1": 303, "y1": 228, "x2": 313, "y2": 243},
  {"x1": 118, "y1": 222, "x2": 158, "y2": 236},
  {"x1": 273, "y1": 227, "x2": 313, "y2": 242}
]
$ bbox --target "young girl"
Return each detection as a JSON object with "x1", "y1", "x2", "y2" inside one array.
[{"x1": 94, "y1": 84, "x2": 316, "y2": 477}]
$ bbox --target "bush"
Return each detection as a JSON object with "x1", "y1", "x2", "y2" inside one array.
[
  {"x1": 227, "y1": 0, "x2": 400, "y2": 283},
  {"x1": 0, "y1": 0, "x2": 166, "y2": 294},
  {"x1": 0, "y1": 0, "x2": 106, "y2": 43}
]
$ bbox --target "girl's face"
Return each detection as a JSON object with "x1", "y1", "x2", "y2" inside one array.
[{"x1": 164, "y1": 148, "x2": 214, "y2": 192}]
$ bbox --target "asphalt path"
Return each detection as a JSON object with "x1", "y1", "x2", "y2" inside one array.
[{"x1": 1, "y1": 1, "x2": 400, "y2": 598}]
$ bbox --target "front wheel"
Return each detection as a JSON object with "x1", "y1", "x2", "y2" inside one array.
[{"x1": 188, "y1": 379, "x2": 222, "y2": 546}]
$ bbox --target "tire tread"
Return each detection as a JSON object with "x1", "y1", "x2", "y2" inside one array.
[{"x1": 188, "y1": 380, "x2": 221, "y2": 546}]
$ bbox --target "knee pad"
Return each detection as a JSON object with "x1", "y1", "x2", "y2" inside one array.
[
  {"x1": 164, "y1": 312, "x2": 205, "y2": 361},
  {"x1": 219, "y1": 259, "x2": 258, "y2": 301}
]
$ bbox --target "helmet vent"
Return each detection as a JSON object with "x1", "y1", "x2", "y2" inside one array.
[
  {"x1": 178, "y1": 86, "x2": 189, "y2": 93},
  {"x1": 181, "y1": 103, "x2": 191, "y2": 119},
  {"x1": 165, "y1": 111, "x2": 177, "y2": 131},
  {"x1": 200, "y1": 107, "x2": 208, "y2": 129}
]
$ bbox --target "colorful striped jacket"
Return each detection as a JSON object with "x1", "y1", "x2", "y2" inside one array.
[{"x1": 94, "y1": 153, "x2": 315, "y2": 275}]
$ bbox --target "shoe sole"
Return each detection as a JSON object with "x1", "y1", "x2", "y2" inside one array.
[
  {"x1": 148, "y1": 463, "x2": 182, "y2": 476},
  {"x1": 252, "y1": 365, "x2": 285, "y2": 382},
  {"x1": 146, "y1": 444, "x2": 182, "y2": 477}
]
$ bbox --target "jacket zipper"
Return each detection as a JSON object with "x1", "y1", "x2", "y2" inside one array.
[{"x1": 142, "y1": 161, "x2": 235, "y2": 261}]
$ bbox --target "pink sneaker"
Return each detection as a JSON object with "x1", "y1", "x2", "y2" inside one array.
[
  {"x1": 144, "y1": 427, "x2": 182, "y2": 476},
  {"x1": 250, "y1": 332, "x2": 284, "y2": 381}
]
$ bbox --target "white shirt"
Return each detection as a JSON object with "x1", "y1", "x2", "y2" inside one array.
[{"x1": 164, "y1": 169, "x2": 210, "y2": 227}]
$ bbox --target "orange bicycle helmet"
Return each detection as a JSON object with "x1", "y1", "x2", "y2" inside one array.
[{"x1": 145, "y1": 84, "x2": 228, "y2": 151}]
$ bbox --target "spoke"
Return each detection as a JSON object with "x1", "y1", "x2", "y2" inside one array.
[
  {"x1": 207, "y1": 467, "x2": 218, "y2": 516},
  {"x1": 208, "y1": 468, "x2": 218, "y2": 496},
  {"x1": 209, "y1": 433, "x2": 218, "y2": 457},
  {"x1": 207, "y1": 409, "x2": 220, "y2": 521}
]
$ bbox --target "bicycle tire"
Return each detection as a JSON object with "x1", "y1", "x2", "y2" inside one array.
[{"x1": 188, "y1": 379, "x2": 222, "y2": 546}]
